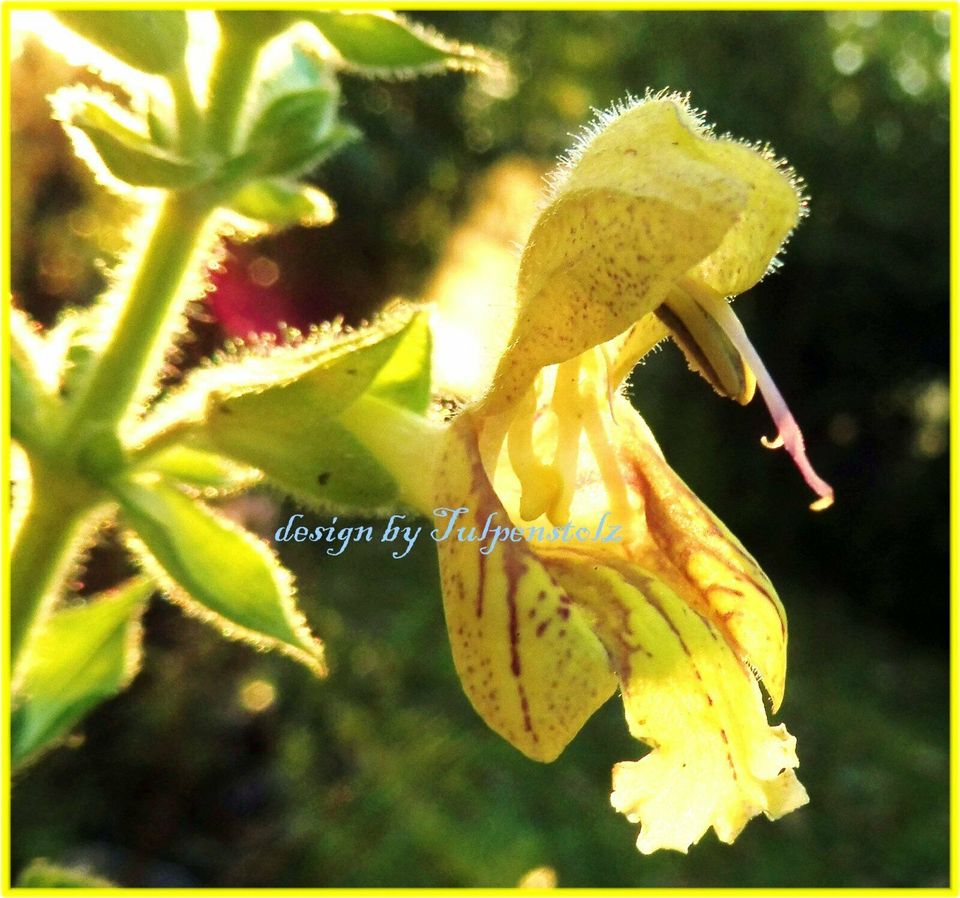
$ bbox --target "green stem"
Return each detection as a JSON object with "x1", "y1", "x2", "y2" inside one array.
[
  {"x1": 10, "y1": 465, "x2": 99, "y2": 674},
  {"x1": 168, "y1": 62, "x2": 202, "y2": 155},
  {"x1": 61, "y1": 195, "x2": 211, "y2": 447},
  {"x1": 71, "y1": 29, "x2": 269, "y2": 437},
  {"x1": 126, "y1": 418, "x2": 200, "y2": 466},
  {"x1": 204, "y1": 35, "x2": 260, "y2": 154},
  {"x1": 15, "y1": 196, "x2": 210, "y2": 675}
]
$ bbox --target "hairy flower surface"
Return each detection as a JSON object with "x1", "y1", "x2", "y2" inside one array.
[{"x1": 432, "y1": 94, "x2": 830, "y2": 853}]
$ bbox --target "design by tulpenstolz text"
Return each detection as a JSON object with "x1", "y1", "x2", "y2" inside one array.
[{"x1": 274, "y1": 508, "x2": 623, "y2": 559}]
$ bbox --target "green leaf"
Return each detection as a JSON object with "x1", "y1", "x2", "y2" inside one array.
[
  {"x1": 55, "y1": 11, "x2": 188, "y2": 75},
  {"x1": 12, "y1": 578, "x2": 152, "y2": 767},
  {"x1": 68, "y1": 94, "x2": 207, "y2": 188},
  {"x1": 303, "y1": 121, "x2": 361, "y2": 171},
  {"x1": 46, "y1": 304, "x2": 104, "y2": 402},
  {"x1": 247, "y1": 87, "x2": 336, "y2": 148},
  {"x1": 134, "y1": 445, "x2": 262, "y2": 494},
  {"x1": 304, "y1": 11, "x2": 498, "y2": 76},
  {"x1": 113, "y1": 476, "x2": 326, "y2": 675},
  {"x1": 293, "y1": 121, "x2": 361, "y2": 176},
  {"x1": 255, "y1": 43, "x2": 334, "y2": 106},
  {"x1": 10, "y1": 355, "x2": 41, "y2": 448},
  {"x1": 227, "y1": 179, "x2": 336, "y2": 228},
  {"x1": 16, "y1": 859, "x2": 116, "y2": 889},
  {"x1": 10, "y1": 308, "x2": 58, "y2": 450}
]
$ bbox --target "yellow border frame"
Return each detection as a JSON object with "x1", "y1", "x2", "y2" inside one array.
[{"x1": 1, "y1": 2, "x2": 956, "y2": 895}]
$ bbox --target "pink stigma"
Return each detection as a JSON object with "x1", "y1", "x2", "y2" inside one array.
[{"x1": 708, "y1": 298, "x2": 834, "y2": 511}]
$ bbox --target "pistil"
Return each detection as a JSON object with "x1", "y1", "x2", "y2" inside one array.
[{"x1": 679, "y1": 277, "x2": 834, "y2": 510}]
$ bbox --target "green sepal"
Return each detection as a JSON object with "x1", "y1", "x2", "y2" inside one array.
[
  {"x1": 303, "y1": 11, "x2": 498, "y2": 76},
  {"x1": 208, "y1": 308, "x2": 429, "y2": 420},
  {"x1": 11, "y1": 577, "x2": 153, "y2": 768},
  {"x1": 227, "y1": 179, "x2": 336, "y2": 228},
  {"x1": 146, "y1": 97, "x2": 175, "y2": 150},
  {"x1": 133, "y1": 308, "x2": 432, "y2": 511},
  {"x1": 208, "y1": 407, "x2": 396, "y2": 508},
  {"x1": 201, "y1": 312, "x2": 430, "y2": 508},
  {"x1": 113, "y1": 475, "x2": 326, "y2": 675},
  {"x1": 367, "y1": 313, "x2": 432, "y2": 414},
  {"x1": 67, "y1": 94, "x2": 207, "y2": 189},
  {"x1": 134, "y1": 445, "x2": 262, "y2": 495},
  {"x1": 55, "y1": 11, "x2": 189, "y2": 75},
  {"x1": 244, "y1": 87, "x2": 349, "y2": 177}
]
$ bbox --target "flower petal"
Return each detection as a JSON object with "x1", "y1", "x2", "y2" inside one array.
[
  {"x1": 687, "y1": 139, "x2": 803, "y2": 297},
  {"x1": 485, "y1": 98, "x2": 748, "y2": 412},
  {"x1": 434, "y1": 413, "x2": 617, "y2": 762},
  {"x1": 545, "y1": 557, "x2": 808, "y2": 853},
  {"x1": 482, "y1": 369, "x2": 787, "y2": 713},
  {"x1": 612, "y1": 398, "x2": 789, "y2": 710},
  {"x1": 481, "y1": 95, "x2": 803, "y2": 414}
]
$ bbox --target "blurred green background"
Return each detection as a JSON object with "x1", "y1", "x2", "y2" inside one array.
[{"x1": 10, "y1": 9, "x2": 952, "y2": 888}]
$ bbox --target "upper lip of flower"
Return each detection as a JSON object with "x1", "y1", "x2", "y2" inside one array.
[{"x1": 471, "y1": 93, "x2": 832, "y2": 511}]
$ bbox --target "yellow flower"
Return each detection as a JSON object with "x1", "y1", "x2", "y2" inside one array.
[{"x1": 432, "y1": 93, "x2": 830, "y2": 853}]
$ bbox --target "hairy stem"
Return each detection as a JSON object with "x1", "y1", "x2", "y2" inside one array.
[
  {"x1": 14, "y1": 196, "x2": 209, "y2": 677},
  {"x1": 60, "y1": 195, "x2": 211, "y2": 446},
  {"x1": 10, "y1": 464, "x2": 100, "y2": 675}
]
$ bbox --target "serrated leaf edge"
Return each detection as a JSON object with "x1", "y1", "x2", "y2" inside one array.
[
  {"x1": 312, "y1": 11, "x2": 504, "y2": 81},
  {"x1": 12, "y1": 578, "x2": 152, "y2": 767},
  {"x1": 128, "y1": 299, "x2": 421, "y2": 452},
  {"x1": 121, "y1": 505, "x2": 327, "y2": 678}
]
